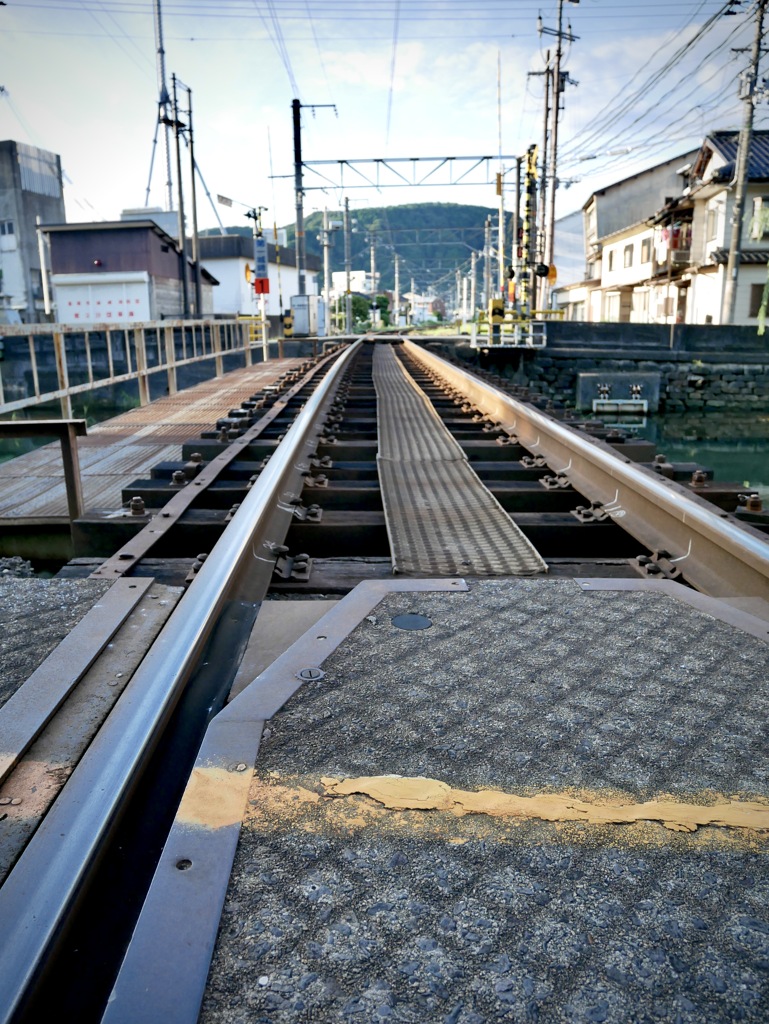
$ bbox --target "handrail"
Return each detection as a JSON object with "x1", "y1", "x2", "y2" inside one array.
[
  {"x1": 0, "y1": 419, "x2": 86, "y2": 525},
  {"x1": 406, "y1": 340, "x2": 769, "y2": 616},
  {"x1": 0, "y1": 319, "x2": 273, "y2": 417},
  {"x1": 0, "y1": 340, "x2": 362, "y2": 1024}
]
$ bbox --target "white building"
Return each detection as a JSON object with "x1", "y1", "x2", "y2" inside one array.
[
  {"x1": 45, "y1": 220, "x2": 217, "y2": 324},
  {"x1": 555, "y1": 130, "x2": 769, "y2": 326},
  {"x1": 200, "y1": 234, "x2": 319, "y2": 317}
]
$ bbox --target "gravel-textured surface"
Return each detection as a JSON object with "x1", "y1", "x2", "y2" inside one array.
[
  {"x1": 200, "y1": 579, "x2": 769, "y2": 1023},
  {"x1": 0, "y1": 578, "x2": 112, "y2": 709},
  {"x1": 250, "y1": 579, "x2": 769, "y2": 799}
]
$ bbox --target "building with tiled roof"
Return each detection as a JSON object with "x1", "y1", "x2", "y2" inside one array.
[{"x1": 554, "y1": 129, "x2": 769, "y2": 326}]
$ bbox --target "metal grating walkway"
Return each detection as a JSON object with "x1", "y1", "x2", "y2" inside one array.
[{"x1": 373, "y1": 344, "x2": 547, "y2": 576}]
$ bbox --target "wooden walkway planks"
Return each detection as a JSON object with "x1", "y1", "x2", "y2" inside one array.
[{"x1": 0, "y1": 359, "x2": 306, "y2": 521}]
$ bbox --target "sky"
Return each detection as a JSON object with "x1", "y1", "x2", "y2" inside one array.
[{"x1": 0, "y1": 0, "x2": 765, "y2": 246}]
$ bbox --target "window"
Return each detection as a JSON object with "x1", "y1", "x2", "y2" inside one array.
[
  {"x1": 750, "y1": 283, "x2": 765, "y2": 318},
  {"x1": 0, "y1": 221, "x2": 14, "y2": 235},
  {"x1": 750, "y1": 197, "x2": 769, "y2": 240},
  {"x1": 641, "y1": 238, "x2": 651, "y2": 263},
  {"x1": 607, "y1": 250, "x2": 614, "y2": 272},
  {"x1": 707, "y1": 207, "x2": 718, "y2": 242},
  {"x1": 623, "y1": 244, "x2": 634, "y2": 268}
]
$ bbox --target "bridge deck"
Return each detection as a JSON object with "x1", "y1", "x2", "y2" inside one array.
[{"x1": 0, "y1": 358, "x2": 306, "y2": 522}]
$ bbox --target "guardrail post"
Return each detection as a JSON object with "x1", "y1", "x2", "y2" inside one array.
[
  {"x1": 53, "y1": 330, "x2": 72, "y2": 419},
  {"x1": 60, "y1": 420, "x2": 85, "y2": 522},
  {"x1": 213, "y1": 322, "x2": 223, "y2": 377},
  {"x1": 28, "y1": 334, "x2": 40, "y2": 399},
  {"x1": 135, "y1": 328, "x2": 150, "y2": 406},
  {"x1": 242, "y1": 321, "x2": 252, "y2": 367},
  {"x1": 164, "y1": 325, "x2": 177, "y2": 395}
]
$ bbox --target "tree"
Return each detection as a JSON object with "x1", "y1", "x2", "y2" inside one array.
[
  {"x1": 351, "y1": 294, "x2": 369, "y2": 325},
  {"x1": 375, "y1": 294, "x2": 390, "y2": 326}
]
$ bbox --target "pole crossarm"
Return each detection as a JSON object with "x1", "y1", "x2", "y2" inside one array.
[{"x1": 300, "y1": 155, "x2": 522, "y2": 191}]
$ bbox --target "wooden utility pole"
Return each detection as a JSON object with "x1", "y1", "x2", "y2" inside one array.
[{"x1": 722, "y1": 0, "x2": 768, "y2": 324}]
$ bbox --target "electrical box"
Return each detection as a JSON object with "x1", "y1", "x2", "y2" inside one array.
[{"x1": 290, "y1": 295, "x2": 327, "y2": 336}]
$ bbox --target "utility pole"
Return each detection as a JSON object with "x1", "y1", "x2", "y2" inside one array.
[
  {"x1": 722, "y1": 0, "x2": 768, "y2": 324},
  {"x1": 321, "y1": 208, "x2": 332, "y2": 330},
  {"x1": 455, "y1": 267, "x2": 462, "y2": 318},
  {"x1": 483, "y1": 216, "x2": 492, "y2": 308},
  {"x1": 343, "y1": 197, "x2": 353, "y2": 333},
  {"x1": 539, "y1": 1, "x2": 579, "y2": 307},
  {"x1": 498, "y1": 170, "x2": 506, "y2": 295},
  {"x1": 170, "y1": 74, "x2": 189, "y2": 317},
  {"x1": 393, "y1": 254, "x2": 400, "y2": 328},
  {"x1": 528, "y1": 51, "x2": 551, "y2": 309},
  {"x1": 470, "y1": 250, "x2": 477, "y2": 320},
  {"x1": 292, "y1": 98, "x2": 337, "y2": 298},
  {"x1": 512, "y1": 156, "x2": 522, "y2": 310},
  {"x1": 410, "y1": 276, "x2": 416, "y2": 325},
  {"x1": 152, "y1": 0, "x2": 173, "y2": 212},
  {"x1": 183, "y1": 83, "x2": 202, "y2": 316},
  {"x1": 292, "y1": 99, "x2": 306, "y2": 297},
  {"x1": 369, "y1": 231, "x2": 377, "y2": 296}
]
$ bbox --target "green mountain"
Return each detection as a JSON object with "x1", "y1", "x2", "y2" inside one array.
[{"x1": 209, "y1": 203, "x2": 499, "y2": 295}]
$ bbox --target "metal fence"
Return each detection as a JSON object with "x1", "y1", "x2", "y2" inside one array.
[{"x1": 0, "y1": 319, "x2": 270, "y2": 417}]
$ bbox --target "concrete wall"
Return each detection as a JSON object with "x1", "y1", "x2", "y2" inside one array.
[
  {"x1": 444, "y1": 325, "x2": 769, "y2": 413},
  {"x1": 0, "y1": 141, "x2": 66, "y2": 320}
]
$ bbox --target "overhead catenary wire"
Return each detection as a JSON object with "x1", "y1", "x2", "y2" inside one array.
[
  {"x1": 560, "y1": 0, "x2": 744, "y2": 163},
  {"x1": 385, "y1": 0, "x2": 401, "y2": 145}
]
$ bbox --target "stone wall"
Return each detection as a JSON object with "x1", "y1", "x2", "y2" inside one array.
[{"x1": 449, "y1": 345, "x2": 769, "y2": 413}]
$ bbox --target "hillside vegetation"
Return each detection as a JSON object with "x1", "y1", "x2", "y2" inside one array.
[{"x1": 212, "y1": 203, "x2": 499, "y2": 294}]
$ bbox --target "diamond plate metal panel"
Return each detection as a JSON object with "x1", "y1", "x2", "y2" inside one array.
[{"x1": 373, "y1": 344, "x2": 546, "y2": 576}]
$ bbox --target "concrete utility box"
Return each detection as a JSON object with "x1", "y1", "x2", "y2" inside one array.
[
  {"x1": 576, "y1": 372, "x2": 661, "y2": 413},
  {"x1": 291, "y1": 295, "x2": 326, "y2": 336}
]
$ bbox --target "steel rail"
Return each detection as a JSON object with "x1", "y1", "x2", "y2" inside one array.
[
  {"x1": 0, "y1": 339, "x2": 362, "y2": 1024},
  {"x1": 406, "y1": 341, "x2": 769, "y2": 620}
]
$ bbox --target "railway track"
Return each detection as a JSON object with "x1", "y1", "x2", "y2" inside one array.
[{"x1": 1, "y1": 336, "x2": 768, "y2": 1023}]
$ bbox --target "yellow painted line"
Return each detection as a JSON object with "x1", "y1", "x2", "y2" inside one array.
[{"x1": 320, "y1": 775, "x2": 769, "y2": 834}]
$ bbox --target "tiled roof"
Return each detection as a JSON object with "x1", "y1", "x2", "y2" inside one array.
[
  {"x1": 710, "y1": 247, "x2": 769, "y2": 265},
  {"x1": 708, "y1": 130, "x2": 769, "y2": 182}
]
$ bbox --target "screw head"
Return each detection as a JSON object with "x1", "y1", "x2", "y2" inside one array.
[{"x1": 297, "y1": 667, "x2": 325, "y2": 681}]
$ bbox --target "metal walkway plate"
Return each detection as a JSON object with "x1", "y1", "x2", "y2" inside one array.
[{"x1": 373, "y1": 344, "x2": 547, "y2": 575}]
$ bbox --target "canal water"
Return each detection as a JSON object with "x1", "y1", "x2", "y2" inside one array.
[
  {"x1": 633, "y1": 411, "x2": 769, "y2": 497},
  {"x1": 3, "y1": 394, "x2": 768, "y2": 499}
]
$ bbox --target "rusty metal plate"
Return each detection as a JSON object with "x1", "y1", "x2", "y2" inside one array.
[
  {"x1": 0, "y1": 577, "x2": 155, "y2": 785},
  {"x1": 373, "y1": 344, "x2": 547, "y2": 577}
]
